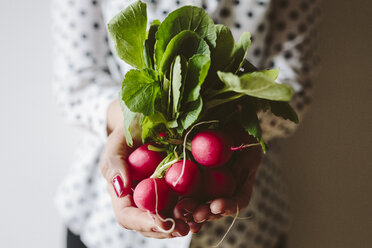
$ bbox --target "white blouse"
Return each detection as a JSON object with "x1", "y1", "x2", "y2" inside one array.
[{"x1": 52, "y1": 0, "x2": 320, "y2": 247}]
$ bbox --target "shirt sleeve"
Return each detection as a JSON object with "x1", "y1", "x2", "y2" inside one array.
[
  {"x1": 51, "y1": 0, "x2": 120, "y2": 141},
  {"x1": 257, "y1": 0, "x2": 321, "y2": 142}
]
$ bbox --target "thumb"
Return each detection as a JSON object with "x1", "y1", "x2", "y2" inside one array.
[{"x1": 100, "y1": 127, "x2": 132, "y2": 197}]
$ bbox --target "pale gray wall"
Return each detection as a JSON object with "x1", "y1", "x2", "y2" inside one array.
[
  {"x1": 0, "y1": 0, "x2": 371, "y2": 248},
  {"x1": 0, "y1": 1, "x2": 81, "y2": 247}
]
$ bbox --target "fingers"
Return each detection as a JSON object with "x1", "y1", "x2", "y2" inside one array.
[
  {"x1": 173, "y1": 198, "x2": 199, "y2": 221},
  {"x1": 139, "y1": 219, "x2": 190, "y2": 238},
  {"x1": 209, "y1": 162, "x2": 257, "y2": 216},
  {"x1": 209, "y1": 174, "x2": 255, "y2": 217},
  {"x1": 209, "y1": 197, "x2": 247, "y2": 217},
  {"x1": 108, "y1": 185, "x2": 166, "y2": 233},
  {"x1": 118, "y1": 207, "x2": 189, "y2": 238},
  {"x1": 116, "y1": 204, "x2": 190, "y2": 237},
  {"x1": 101, "y1": 126, "x2": 262, "y2": 238},
  {"x1": 108, "y1": 184, "x2": 189, "y2": 238},
  {"x1": 210, "y1": 198, "x2": 237, "y2": 216},
  {"x1": 193, "y1": 204, "x2": 212, "y2": 223},
  {"x1": 172, "y1": 219, "x2": 190, "y2": 237},
  {"x1": 173, "y1": 199, "x2": 205, "y2": 234},
  {"x1": 100, "y1": 127, "x2": 132, "y2": 197},
  {"x1": 187, "y1": 220, "x2": 203, "y2": 234},
  {"x1": 101, "y1": 126, "x2": 191, "y2": 239},
  {"x1": 186, "y1": 148, "x2": 261, "y2": 224},
  {"x1": 209, "y1": 197, "x2": 249, "y2": 216}
]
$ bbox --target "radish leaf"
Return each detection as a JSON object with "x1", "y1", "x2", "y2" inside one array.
[
  {"x1": 180, "y1": 97, "x2": 203, "y2": 130},
  {"x1": 122, "y1": 69, "x2": 160, "y2": 116},
  {"x1": 217, "y1": 71, "x2": 294, "y2": 101},
  {"x1": 210, "y1": 25, "x2": 235, "y2": 72},
  {"x1": 224, "y1": 32, "x2": 251, "y2": 73},
  {"x1": 158, "y1": 30, "x2": 210, "y2": 75},
  {"x1": 183, "y1": 54, "x2": 211, "y2": 104},
  {"x1": 108, "y1": 1, "x2": 147, "y2": 69},
  {"x1": 141, "y1": 112, "x2": 167, "y2": 142},
  {"x1": 155, "y1": 6, "x2": 216, "y2": 70},
  {"x1": 145, "y1": 20, "x2": 161, "y2": 68},
  {"x1": 240, "y1": 102, "x2": 267, "y2": 152},
  {"x1": 261, "y1": 68, "x2": 280, "y2": 80},
  {"x1": 267, "y1": 101, "x2": 299, "y2": 124},
  {"x1": 253, "y1": 99, "x2": 299, "y2": 124},
  {"x1": 109, "y1": 1, "x2": 298, "y2": 146},
  {"x1": 205, "y1": 28, "x2": 251, "y2": 89},
  {"x1": 119, "y1": 88, "x2": 137, "y2": 147},
  {"x1": 171, "y1": 55, "x2": 187, "y2": 119}
]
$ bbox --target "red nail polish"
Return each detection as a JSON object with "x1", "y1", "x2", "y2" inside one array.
[{"x1": 112, "y1": 175, "x2": 125, "y2": 197}]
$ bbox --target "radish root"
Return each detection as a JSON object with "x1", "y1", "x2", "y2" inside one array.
[
  {"x1": 147, "y1": 179, "x2": 175, "y2": 234},
  {"x1": 173, "y1": 120, "x2": 219, "y2": 187},
  {"x1": 230, "y1": 143, "x2": 261, "y2": 151},
  {"x1": 212, "y1": 204, "x2": 240, "y2": 248}
]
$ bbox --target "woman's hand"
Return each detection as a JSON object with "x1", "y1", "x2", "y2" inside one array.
[
  {"x1": 100, "y1": 100, "x2": 190, "y2": 238},
  {"x1": 174, "y1": 141, "x2": 263, "y2": 231},
  {"x1": 208, "y1": 145, "x2": 262, "y2": 217}
]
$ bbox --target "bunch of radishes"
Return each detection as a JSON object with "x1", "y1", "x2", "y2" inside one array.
[
  {"x1": 128, "y1": 126, "x2": 256, "y2": 216},
  {"x1": 107, "y1": 1, "x2": 298, "y2": 240}
]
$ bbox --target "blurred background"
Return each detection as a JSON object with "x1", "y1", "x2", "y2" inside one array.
[{"x1": 0, "y1": 0, "x2": 370, "y2": 247}]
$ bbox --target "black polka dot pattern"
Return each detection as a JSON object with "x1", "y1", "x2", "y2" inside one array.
[
  {"x1": 257, "y1": 0, "x2": 320, "y2": 142},
  {"x1": 220, "y1": 7, "x2": 231, "y2": 18},
  {"x1": 52, "y1": 0, "x2": 320, "y2": 247}
]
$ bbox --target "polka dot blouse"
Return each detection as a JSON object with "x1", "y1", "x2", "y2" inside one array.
[{"x1": 52, "y1": 0, "x2": 320, "y2": 248}]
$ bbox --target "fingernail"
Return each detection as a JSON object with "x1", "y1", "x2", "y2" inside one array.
[
  {"x1": 171, "y1": 232, "x2": 182, "y2": 237},
  {"x1": 112, "y1": 175, "x2": 125, "y2": 198},
  {"x1": 195, "y1": 218, "x2": 206, "y2": 224},
  {"x1": 151, "y1": 228, "x2": 158, "y2": 232},
  {"x1": 216, "y1": 210, "x2": 225, "y2": 215}
]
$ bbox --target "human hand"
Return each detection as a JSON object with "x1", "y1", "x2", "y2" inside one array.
[
  {"x1": 174, "y1": 134, "x2": 262, "y2": 230},
  {"x1": 207, "y1": 145, "x2": 262, "y2": 218},
  {"x1": 100, "y1": 101, "x2": 190, "y2": 238}
]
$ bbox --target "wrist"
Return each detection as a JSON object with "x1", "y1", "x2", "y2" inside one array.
[{"x1": 107, "y1": 99, "x2": 124, "y2": 135}]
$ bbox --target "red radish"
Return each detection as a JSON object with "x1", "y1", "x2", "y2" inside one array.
[
  {"x1": 159, "y1": 132, "x2": 167, "y2": 139},
  {"x1": 191, "y1": 130, "x2": 233, "y2": 167},
  {"x1": 165, "y1": 160, "x2": 201, "y2": 196},
  {"x1": 128, "y1": 143, "x2": 165, "y2": 181},
  {"x1": 203, "y1": 168, "x2": 236, "y2": 199},
  {"x1": 133, "y1": 178, "x2": 173, "y2": 214}
]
